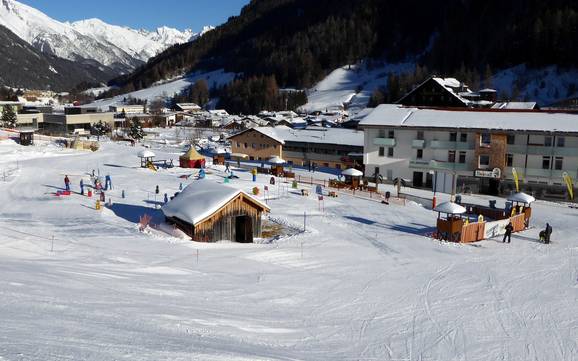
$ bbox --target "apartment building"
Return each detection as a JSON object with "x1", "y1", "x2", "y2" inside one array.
[
  {"x1": 228, "y1": 126, "x2": 364, "y2": 170},
  {"x1": 44, "y1": 106, "x2": 114, "y2": 134},
  {"x1": 360, "y1": 105, "x2": 578, "y2": 195}
]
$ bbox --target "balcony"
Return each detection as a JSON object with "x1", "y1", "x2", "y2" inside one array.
[
  {"x1": 412, "y1": 139, "x2": 426, "y2": 149},
  {"x1": 373, "y1": 137, "x2": 397, "y2": 147},
  {"x1": 525, "y1": 168, "x2": 568, "y2": 179},
  {"x1": 553, "y1": 147, "x2": 578, "y2": 157},
  {"x1": 430, "y1": 140, "x2": 473, "y2": 150},
  {"x1": 409, "y1": 159, "x2": 469, "y2": 172}
]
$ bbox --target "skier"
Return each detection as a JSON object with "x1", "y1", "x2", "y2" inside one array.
[
  {"x1": 64, "y1": 175, "x2": 70, "y2": 191},
  {"x1": 225, "y1": 162, "x2": 230, "y2": 173},
  {"x1": 80, "y1": 179, "x2": 84, "y2": 195},
  {"x1": 540, "y1": 223, "x2": 553, "y2": 244},
  {"x1": 164, "y1": 193, "x2": 169, "y2": 204},
  {"x1": 155, "y1": 185, "x2": 160, "y2": 195},
  {"x1": 503, "y1": 221, "x2": 513, "y2": 243}
]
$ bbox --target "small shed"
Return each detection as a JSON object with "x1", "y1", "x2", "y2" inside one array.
[
  {"x1": 161, "y1": 181, "x2": 270, "y2": 243},
  {"x1": 269, "y1": 156, "x2": 286, "y2": 176},
  {"x1": 434, "y1": 202, "x2": 467, "y2": 242},
  {"x1": 179, "y1": 147, "x2": 206, "y2": 169},
  {"x1": 137, "y1": 149, "x2": 156, "y2": 168},
  {"x1": 507, "y1": 192, "x2": 535, "y2": 226},
  {"x1": 19, "y1": 129, "x2": 36, "y2": 146},
  {"x1": 342, "y1": 168, "x2": 364, "y2": 189}
]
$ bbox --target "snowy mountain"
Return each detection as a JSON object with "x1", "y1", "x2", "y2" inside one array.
[{"x1": 0, "y1": 0, "x2": 209, "y2": 75}]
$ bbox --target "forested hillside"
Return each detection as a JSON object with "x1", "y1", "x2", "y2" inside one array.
[{"x1": 104, "y1": 0, "x2": 578, "y2": 109}]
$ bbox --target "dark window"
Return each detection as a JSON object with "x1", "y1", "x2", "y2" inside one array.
[
  {"x1": 542, "y1": 156, "x2": 551, "y2": 170},
  {"x1": 388, "y1": 130, "x2": 395, "y2": 139},
  {"x1": 459, "y1": 151, "x2": 466, "y2": 164},
  {"x1": 417, "y1": 131, "x2": 424, "y2": 140},
  {"x1": 449, "y1": 132, "x2": 457, "y2": 142},
  {"x1": 388, "y1": 148, "x2": 394, "y2": 157},
  {"x1": 555, "y1": 157, "x2": 563, "y2": 170},
  {"x1": 545, "y1": 136, "x2": 552, "y2": 147},
  {"x1": 557, "y1": 137, "x2": 565, "y2": 147},
  {"x1": 460, "y1": 133, "x2": 468, "y2": 143},
  {"x1": 479, "y1": 155, "x2": 490, "y2": 167},
  {"x1": 417, "y1": 149, "x2": 423, "y2": 159},
  {"x1": 480, "y1": 133, "x2": 491, "y2": 146},
  {"x1": 507, "y1": 135, "x2": 515, "y2": 145},
  {"x1": 506, "y1": 154, "x2": 513, "y2": 167},
  {"x1": 378, "y1": 147, "x2": 385, "y2": 157},
  {"x1": 244, "y1": 142, "x2": 248, "y2": 148},
  {"x1": 378, "y1": 129, "x2": 386, "y2": 138},
  {"x1": 448, "y1": 150, "x2": 456, "y2": 163}
]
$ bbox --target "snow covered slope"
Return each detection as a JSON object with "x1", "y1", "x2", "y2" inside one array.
[
  {"x1": 0, "y1": 133, "x2": 577, "y2": 360},
  {"x1": 89, "y1": 69, "x2": 236, "y2": 110},
  {"x1": 0, "y1": 0, "x2": 209, "y2": 73}
]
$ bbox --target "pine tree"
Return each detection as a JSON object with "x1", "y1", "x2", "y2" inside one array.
[
  {"x1": 128, "y1": 118, "x2": 145, "y2": 141},
  {"x1": 91, "y1": 121, "x2": 111, "y2": 141},
  {"x1": 1, "y1": 105, "x2": 17, "y2": 129}
]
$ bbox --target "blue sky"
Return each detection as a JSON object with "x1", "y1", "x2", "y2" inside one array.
[{"x1": 18, "y1": 0, "x2": 250, "y2": 31}]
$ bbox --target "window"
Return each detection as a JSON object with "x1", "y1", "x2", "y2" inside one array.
[
  {"x1": 449, "y1": 132, "x2": 457, "y2": 142},
  {"x1": 378, "y1": 147, "x2": 385, "y2": 157},
  {"x1": 417, "y1": 131, "x2": 424, "y2": 140},
  {"x1": 460, "y1": 133, "x2": 468, "y2": 143},
  {"x1": 479, "y1": 155, "x2": 490, "y2": 167},
  {"x1": 244, "y1": 142, "x2": 248, "y2": 148},
  {"x1": 507, "y1": 135, "x2": 515, "y2": 145},
  {"x1": 388, "y1": 148, "x2": 394, "y2": 157},
  {"x1": 542, "y1": 156, "x2": 551, "y2": 170},
  {"x1": 378, "y1": 129, "x2": 386, "y2": 138},
  {"x1": 555, "y1": 157, "x2": 563, "y2": 170},
  {"x1": 459, "y1": 151, "x2": 466, "y2": 164},
  {"x1": 236, "y1": 142, "x2": 240, "y2": 147},
  {"x1": 448, "y1": 150, "x2": 456, "y2": 163},
  {"x1": 506, "y1": 153, "x2": 513, "y2": 167},
  {"x1": 417, "y1": 149, "x2": 423, "y2": 159},
  {"x1": 480, "y1": 133, "x2": 491, "y2": 146},
  {"x1": 388, "y1": 130, "x2": 395, "y2": 139},
  {"x1": 544, "y1": 136, "x2": 552, "y2": 147},
  {"x1": 557, "y1": 137, "x2": 565, "y2": 147}
]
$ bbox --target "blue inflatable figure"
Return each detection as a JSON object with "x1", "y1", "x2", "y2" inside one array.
[
  {"x1": 316, "y1": 185, "x2": 323, "y2": 195},
  {"x1": 79, "y1": 179, "x2": 84, "y2": 195},
  {"x1": 198, "y1": 169, "x2": 206, "y2": 179},
  {"x1": 104, "y1": 175, "x2": 112, "y2": 190}
]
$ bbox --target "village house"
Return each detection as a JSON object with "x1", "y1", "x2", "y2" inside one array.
[
  {"x1": 228, "y1": 126, "x2": 364, "y2": 170},
  {"x1": 360, "y1": 104, "x2": 578, "y2": 197},
  {"x1": 109, "y1": 104, "x2": 145, "y2": 114},
  {"x1": 44, "y1": 106, "x2": 114, "y2": 134},
  {"x1": 175, "y1": 103, "x2": 202, "y2": 113},
  {"x1": 161, "y1": 181, "x2": 270, "y2": 243}
]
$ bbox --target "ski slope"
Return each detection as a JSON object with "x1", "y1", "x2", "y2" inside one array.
[{"x1": 0, "y1": 132, "x2": 577, "y2": 360}]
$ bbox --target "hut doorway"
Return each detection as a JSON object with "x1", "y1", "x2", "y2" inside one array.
[{"x1": 235, "y1": 215, "x2": 253, "y2": 243}]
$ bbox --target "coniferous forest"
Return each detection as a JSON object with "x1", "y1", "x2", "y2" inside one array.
[{"x1": 101, "y1": 0, "x2": 578, "y2": 112}]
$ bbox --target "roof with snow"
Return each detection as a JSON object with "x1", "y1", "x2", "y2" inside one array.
[
  {"x1": 161, "y1": 181, "x2": 270, "y2": 225},
  {"x1": 434, "y1": 202, "x2": 467, "y2": 215},
  {"x1": 360, "y1": 104, "x2": 578, "y2": 133},
  {"x1": 491, "y1": 102, "x2": 538, "y2": 110},
  {"x1": 229, "y1": 126, "x2": 364, "y2": 147},
  {"x1": 507, "y1": 192, "x2": 536, "y2": 204}
]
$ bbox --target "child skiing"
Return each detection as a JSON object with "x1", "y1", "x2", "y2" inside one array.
[{"x1": 64, "y1": 175, "x2": 70, "y2": 191}]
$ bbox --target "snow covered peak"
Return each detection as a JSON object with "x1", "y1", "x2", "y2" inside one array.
[{"x1": 0, "y1": 0, "x2": 211, "y2": 73}]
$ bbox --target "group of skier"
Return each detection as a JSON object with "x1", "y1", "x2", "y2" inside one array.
[{"x1": 502, "y1": 220, "x2": 552, "y2": 244}]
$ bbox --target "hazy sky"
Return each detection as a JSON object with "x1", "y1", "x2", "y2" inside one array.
[{"x1": 18, "y1": 0, "x2": 250, "y2": 31}]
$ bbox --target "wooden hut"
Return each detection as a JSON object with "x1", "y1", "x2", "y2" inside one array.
[
  {"x1": 179, "y1": 147, "x2": 206, "y2": 169},
  {"x1": 342, "y1": 168, "x2": 364, "y2": 189},
  {"x1": 19, "y1": 129, "x2": 35, "y2": 146},
  {"x1": 507, "y1": 192, "x2": 535, "y2": 227},
  {"x1": 434, "y1": 202, "x2": 467, "y2": 242},
  {"x1": 162, "y1": 181, "x2": 270, "y2": 243},
  {"x1": 269, "y1": 156, "x2": 286, "y2": 176}
]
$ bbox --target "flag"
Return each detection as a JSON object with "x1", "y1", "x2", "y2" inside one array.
[
  {"x1": 563, "y1": 172, "x2": 574, "y2": 200},
  {"x1": 512, "y1": 168, "x2": 520, "y2": 192}
]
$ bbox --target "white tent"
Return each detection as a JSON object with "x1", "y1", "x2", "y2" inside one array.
[
  {"x1": 434, "y1": 202, "x2": 467, "y2": 215},
  {"x1": 269, "y1": 156, "x2": 286, "y2": 164},
  {"x1": 342, "y1": 168, "x2": 363, "y2": 177},
  {"x1": 507, "y1": 192, "x2": 536, "y2": 205}
]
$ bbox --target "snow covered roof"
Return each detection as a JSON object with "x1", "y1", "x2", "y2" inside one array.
[
  {"x1": 341, "y1": 168, "x2": 363, "y2": 177},
  {"x1": 269, "y1": 156, "x2": 286, "y2": 164},
  {"x1": 507, "y1": 192, "x2": 536, "y2": 204},
  {"x1": 434, "y1": 202, "x2": 467, "y2": 215},
  {"x1": 137, "y1": 150, "x2": 156, "y2": 158},
  {"x1": 491, "y1": 102, "x2": 537, "y2": 110},
  {"x1": 161, "y1": 181, "x2": 269, "y2": 225},
  {"x1": 231, "y1": 126, "x2": 364, "y2": 147},
  {"x1": 360, "y1": 104, "x2": 578, "y2": 133}
]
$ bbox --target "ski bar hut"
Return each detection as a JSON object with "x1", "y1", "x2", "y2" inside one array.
[
  {"x1": 434, "y1": 202, "x2": 467, "y2": 242},
  {"x1": 341, "y1": 168, "x2": 364, "y2": 189},
  {"x1": 161, "y1": 181, "x2": 270, "y2": 243},
  {"x1": 179, "y1": 147, "x2": 206, "y2": 169},
  {"x1": 507, "y1": 192, "x2": 535, "y2": 227}
]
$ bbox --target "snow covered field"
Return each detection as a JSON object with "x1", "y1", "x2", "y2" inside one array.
[{"x1": 0, "y1": 133, "x2": 577, "y2": 360}]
